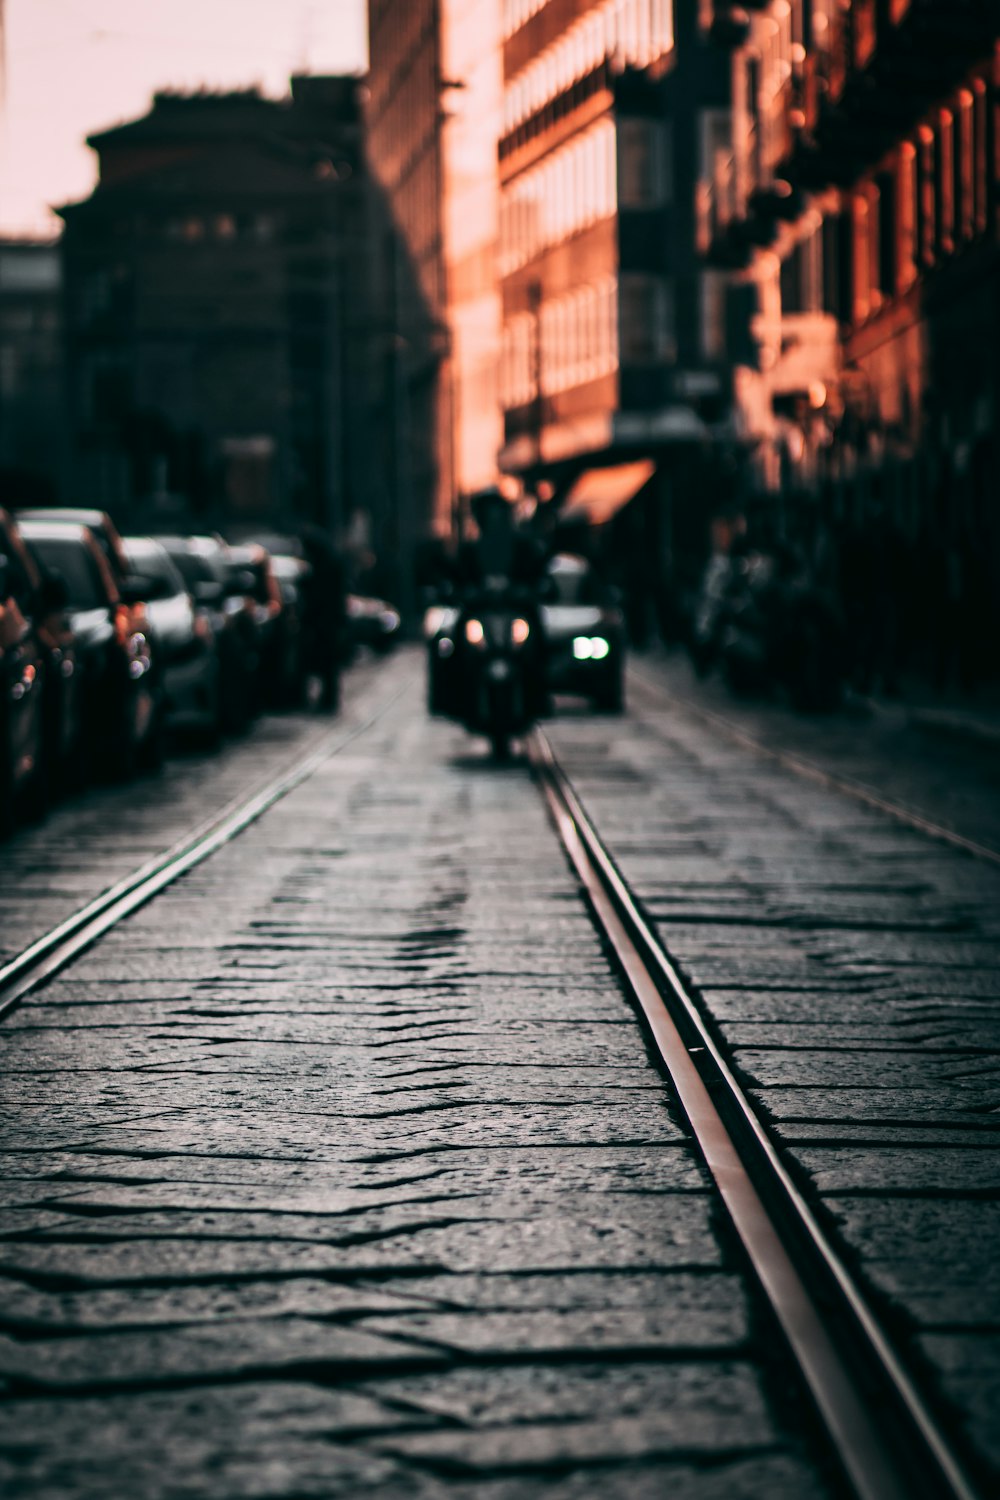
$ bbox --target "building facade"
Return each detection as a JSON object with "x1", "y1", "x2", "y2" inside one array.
[
  {"x1": 366, "y1": 0, "x2": 505, "y2": 604},
  {"x1": 58, "y1": 78, "x2": 368, "y2": 537},
  {"x1": 705, "y1": 0, "x2": 999, "y2": 679},
  {"x1": 497, "y1": 1, "x2": 739, "y2": 630},
  {"x1": 0, "y1": 239, "x2": 67, "y2": 502}
]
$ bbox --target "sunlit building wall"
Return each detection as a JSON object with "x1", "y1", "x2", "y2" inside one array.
[
  {"x1": 365, "y1": 0, "x2": 445, "y2": 595},
  {"x1": 499, "y1": 0, "x2": 679, "y2": 475},
  {"x1": 440, "y1": 0, "x2": 505, "y2": 511},
  {"x1": 367, "y1": 0, "x2": 505, "y2": 570}
]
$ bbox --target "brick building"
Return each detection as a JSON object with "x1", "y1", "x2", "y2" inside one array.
[
  {"x1": 366, "y1": 0, "x2": 505, "y2": 604},
  {"x1": 58, "y1": 78, "x2": 369, "y2": 537},
  {"x1": 705, "y1": 0, "x2": 999, "y2": 680},
  {"x1": 498, "y1": 1, "x2": 737, "y2": 630},
  {"x1": 0, "y1": 240, "x2": 67, "y2": 501}
]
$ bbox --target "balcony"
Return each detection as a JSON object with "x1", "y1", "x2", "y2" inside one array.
[{"x1": 803, "y1": 0, "x2": 997, "y2": 184}]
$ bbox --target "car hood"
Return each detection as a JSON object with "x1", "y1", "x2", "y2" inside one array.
[
  {"x1": 146, "y1": 593, "x2": 196, "y2": 647},
  {"x1": 67, "y1": 606, "x2": 114, "y2": 651}
]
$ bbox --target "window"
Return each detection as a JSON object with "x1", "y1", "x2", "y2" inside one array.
[
  {"x1": 972, "y1": 77, "x2": 989, "y2": 235},
  {"x1": 619, "y1": 273, "x2": 674, "y2": 363},
  {"x1": 917, "y1": 125, "x2": 936, "y2": 268},
  {"x1": 954, "y1": 89, "x2": 974, "y2": 242},
  {"x1": 897, "y1": 142, "x2": 918, "y2": 291},
  {"x1": 935, "y1": 109, "x2": 955, "y2": 257},
  {"x1": 617, "y1": 118, "x2": 670, "y2": 209}
]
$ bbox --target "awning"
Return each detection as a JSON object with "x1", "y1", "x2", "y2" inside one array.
[{"x1": 559, "y1": 460, "x2": 656, "y2": 527}]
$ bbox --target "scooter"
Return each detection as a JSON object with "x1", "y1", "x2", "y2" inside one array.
[{"x1": 429, "y1": 579, "x2": 545, "y2": 759}]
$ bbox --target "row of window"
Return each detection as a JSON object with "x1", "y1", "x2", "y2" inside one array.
[
  {"x1": 500, "y1": 271, "x2": 675, "y2": 409},
  {"x1": 501, "y1": 279, "x2": 620, "y2": 409},
  {"x1": 500, "y1": 115, "x2": 671, "y2": 276},
  {"x1": 503, "y1": 0, "x2": 674, "y2": 137},
  {"x1": 500, "y1": 119, "x2": 618, "y2": 275},
  {"x1": 502, "y1": 0, "x2": 547, "y2": 43},
  {"x1": 834, "y1": 77, "x2": 993, "y2": 327}
]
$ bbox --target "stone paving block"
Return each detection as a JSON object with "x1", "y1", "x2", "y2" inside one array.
[
  {"x1": 0, "y1": 1275, "x2": 432, "y2": 1334},
  {"x1": 748, "y1": 1084, "x2": 1000, "y2": 1125},
  {"x1": 0, "y1": 1317, "x2": 442, "y2": 1392},
  {"x1": 356, "y1": 1297, "x2": 748, "y2": 1357},
  {"x1": 0, "y1": 1236, "x2": 446, "y2": 1288},
  {"x1": 794, "y1": 1144, "x2": 1000, "y2": 1195},
  {"x1": 918, "y1": 1333, "x2": 1000, "y2": 1475},
  {"x1": 733, "y1": 1047, "x2": 1000, "y2": 1093}
]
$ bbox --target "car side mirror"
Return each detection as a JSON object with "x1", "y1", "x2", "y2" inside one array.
[
  {"x1": 36, "y1": 571, "x2": 69, "y2": 613},
  {"x1": 120, "y1": 573, "x2": 155, "y2": 606}
]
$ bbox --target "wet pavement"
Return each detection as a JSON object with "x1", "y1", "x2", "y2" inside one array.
[{"x1": 1, "y1": 647, "x2": 998, "y2": 1497}]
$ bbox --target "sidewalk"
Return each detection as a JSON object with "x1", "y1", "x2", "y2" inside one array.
[{"x1": 861, "y1": 681, "x2": 1000, "y2": 751}]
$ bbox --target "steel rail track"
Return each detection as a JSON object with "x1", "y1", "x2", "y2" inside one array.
[
  {"x1": 528, "y1": 725, "x2": 980, "y2": 1500},
  {"x1": 629, "y1": 667, "x2": 1000, "y2": 868},
  {"x1": 0, "y1": 684, "x2": 408, "y2": 1025}
]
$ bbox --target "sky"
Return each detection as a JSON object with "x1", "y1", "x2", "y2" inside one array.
[{"x1": 0, "y1": 0, "x2": 369, "y2": 236}]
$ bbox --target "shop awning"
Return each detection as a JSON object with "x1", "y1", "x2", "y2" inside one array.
[{"x1": 559, "y1": 460, "x2": 655, "y2": 527}]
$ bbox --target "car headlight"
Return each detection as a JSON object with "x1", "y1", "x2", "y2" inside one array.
[
  {"x1": 465, "y1": 618, "x2": 485, "y2": 647},
  {"x1": 511, "y1": 618, "x2": 530, "y2": 646},
  {"x1": 572, "y1": 636, "x2": 610, "y2": 661}
]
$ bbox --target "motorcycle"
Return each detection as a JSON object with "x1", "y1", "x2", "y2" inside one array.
[{"x1": 427, "y1": 579, "x2": 546, "y2": 758}]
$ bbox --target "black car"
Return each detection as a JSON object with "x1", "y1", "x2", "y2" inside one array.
[
  {"x1": 17, "y1": 506, "x2": 134, "y2": 593},
  {"x1": 19, "y1": 520, "x2": 161, "y2": 781},
  {"x1": 123, "y1": 537, "x2": 223, "y2": 743},
  {"x1": 158, "y1": 535, "x2": 257, "y2": 732},
  {"x1": 539, "y1": 553, "x2": 626, "y2": 713},
  {"x1": 0, "y1": 509, "x2": 54, "y2": 829}
]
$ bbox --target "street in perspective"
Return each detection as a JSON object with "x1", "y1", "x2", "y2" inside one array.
[{"x1": 1, "y1": 2, "x2": 999, "y2": 1498}]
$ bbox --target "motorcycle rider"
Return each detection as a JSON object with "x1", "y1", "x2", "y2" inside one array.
[{"x1": 454, "y1": 486, "x2": 549, "y2": 722}]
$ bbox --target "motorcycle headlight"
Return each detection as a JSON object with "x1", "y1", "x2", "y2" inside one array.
[{"x1": 465, "y1": 618, "x2": 485, "y2": 647}]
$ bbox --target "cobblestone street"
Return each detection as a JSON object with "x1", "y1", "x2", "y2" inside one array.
[{"x1": 1, "y1": 649, "x2": 998, "y2": 1499}]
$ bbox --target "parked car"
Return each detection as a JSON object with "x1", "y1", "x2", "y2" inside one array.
[
  {"x1": 0, "y1": 509, "x2": 54, "y2": 829},
  {"x1": 223, "y1": 525, "x2": 346, "y2": 711},
  {"x1": 540, "y1": 553, "x2": 626, "y2": 713},
  {"x1": 17, "y1": 506, "x2": 134, "y2": 594},
  {"x1": 226, "y1": 544, "x2": 285, "y2": 708},
  {"x1": 346, "y1": 593, "x2": 402, "y2": 655},
  {"x1": 19, "y1": 519, "x2": 162, "y2": 780},
  {"x1": 122, "y1": 536, "x2": 222, "y2": 743},
  {"x1": 157, "y1": 535, "x2": 257, "y2": 732}
]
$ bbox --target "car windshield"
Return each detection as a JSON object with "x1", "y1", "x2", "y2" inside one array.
[
  {"x1": 166, "y1": 549, "x2": 217, "y2": 590},
  {"x1": 28, "y1": 538, "x2": 106, "y2": 610},
  {"x1": 124, "y1": 544, "x2": 186, "y2": 597},
  {"x1": 548, "y1": 564, "x2": 602, "y2": 606}
]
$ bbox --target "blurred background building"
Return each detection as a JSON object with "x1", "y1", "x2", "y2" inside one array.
[
  {"x1": 57, "y1": 76, "x2": 368, "y2": 537},
  {"x1": 365, "y1": 0, "x2": 504, "y2": 615},
  {"x1": 0, "y1": 239, "x2": 67, "y2": 502},
  {"x1": 704, "y1": 0, "x2": 999, "y2": 685}
]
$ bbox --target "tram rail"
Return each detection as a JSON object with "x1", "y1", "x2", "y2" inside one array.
[
  {"x1": 528, "y1": 724, "x2": 981, "y2": 1500},
  {"x1": 0, "y1": 684, "x2": 406, "y2": 1025},
  {"x1": 629, "y1": 667, "x2": 1000, "y2": 868}
]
